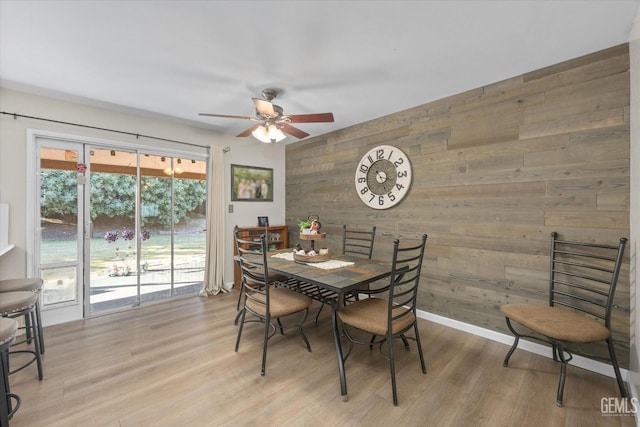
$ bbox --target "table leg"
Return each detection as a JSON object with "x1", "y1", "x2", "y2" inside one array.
[{"x1": 331, "y1": 301, "x2": 348, "y2": 402}]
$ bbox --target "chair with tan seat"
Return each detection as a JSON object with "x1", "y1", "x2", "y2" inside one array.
[
  {"x1": 1, "y1": 317, "x2": 20, "y2": 425},
  {"x1": 343, "y1": 224, "x2": 382, "y2": 300},
  {"x1": 0, "y1": 278, "x2": 45, "y2": 354},
  {"x1": 233, "y1": 225, "x2": 288, "y2": 326},
  {"x1": 234, "y1": 231, "x2": 312, "y2": 376},
  {"x1": 338, "y1": 234, "x2": 428, "y2": 406},
  {"x1": 311, "y1": 225, "x2": 377, "y2": 323},
  {"x1": 501, "y1": 232, "x2": 627, "y2": 406}
]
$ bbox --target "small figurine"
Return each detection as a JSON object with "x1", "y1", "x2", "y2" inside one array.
[{"x1": 310, "y1": 220, "x2": 320, "y2": 234}]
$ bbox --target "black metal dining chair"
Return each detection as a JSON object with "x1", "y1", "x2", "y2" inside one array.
[
  {"x1": 501, "y1": 232, "x2": 628, "y2": 406},
  {"x1": 234, "y1": 231, "x2": 312, "y2": 376},
  {"x1": 343, "y1": 224, "x2": 376, "y2": 258},
  {"x1": 311, "y1": 225, "x2": 377, "y2": 323},
  {"x1": 233, "y1": 224, "x2": 287, "y2": 326},
  {"x1": 338, "y1": 234, "x2": 428, "y2": 406}
]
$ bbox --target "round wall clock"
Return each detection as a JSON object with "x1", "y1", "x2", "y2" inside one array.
[{"x1": 354, "y1": 144, "x2": 412, "y2": 209}]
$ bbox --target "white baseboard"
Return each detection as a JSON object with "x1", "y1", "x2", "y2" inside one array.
[{"x1": 416, "y1": 309, "x2": 630, "y2": 381}]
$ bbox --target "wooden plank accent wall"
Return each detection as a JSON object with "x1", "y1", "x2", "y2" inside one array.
[{"x1": 285, "y1": 44, "x2": 631, "y2": 367}]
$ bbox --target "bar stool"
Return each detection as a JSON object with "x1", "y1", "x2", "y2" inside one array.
[
  {"x1": 0, "y1": 291, "x2": 43, "y2": 381},
  {"x1": 1, "y1": 317, "x2": 20, "y2": 426},
  {"x1": 0, "y1": 278, "x2": 45, "y2": 354}
]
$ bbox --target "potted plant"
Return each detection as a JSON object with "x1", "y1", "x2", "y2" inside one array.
[{"x1": 297, "y1": 218, "x2": 313, "y2": 234}]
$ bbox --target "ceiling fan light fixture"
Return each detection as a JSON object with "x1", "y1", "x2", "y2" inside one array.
[{"x1": 252, "y1": 124, "x2": 286, "y2": 143}]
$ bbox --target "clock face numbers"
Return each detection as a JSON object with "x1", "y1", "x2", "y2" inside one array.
[
  {"x1": 354, "y1": 145, "x2": 412, "y2": 209},
  {"x1": 366, "y1": 159, "x2": 397, "y2": 195}
]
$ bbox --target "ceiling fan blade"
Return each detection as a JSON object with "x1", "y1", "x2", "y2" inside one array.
[
  {"x1": 281, "y1": 124, "x2": 310, "y2": 139},
  {"x1": 237, "y1": 124, "x2": 261, "y2": 137},
  {"x1": 199, "y1": 113, "x2": 255, "y2": 121},
  {"x1": 285, "y1": 113, "x2": 335, "y2": 123},
  {"x1": 253, "y1": 98, "x2": 277, "y2": 118}
]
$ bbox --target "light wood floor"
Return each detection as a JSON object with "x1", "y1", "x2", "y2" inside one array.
[{"x1": 6, "y1": 291, "x2": 635, "y2": 427}]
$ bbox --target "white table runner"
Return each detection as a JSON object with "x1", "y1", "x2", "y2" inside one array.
[{"x1": 271, "y1": 252, "x2": 354, "y2": 269}]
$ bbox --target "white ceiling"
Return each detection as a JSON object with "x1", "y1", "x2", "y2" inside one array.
[{"x1": 1, "y1": 0, "x2": 638, "y2": 144}]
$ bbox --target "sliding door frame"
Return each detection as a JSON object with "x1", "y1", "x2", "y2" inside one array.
[{"x1": 26, "y1": 129, "x2": 209, "y2": 325}]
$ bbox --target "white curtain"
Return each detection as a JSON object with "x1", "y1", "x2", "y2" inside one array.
[{"x1": 201, "y1": 144, "x2": 226, "y2": 296}]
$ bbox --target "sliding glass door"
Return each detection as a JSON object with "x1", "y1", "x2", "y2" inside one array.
[
  {"x1": 137, "y1": 154, "x2": 207, "y2": 305},
  {"x1": 37, "y1": 141, "x2": 85, "y2": 324},
  {"x1": 34, "y1": 137, "x2": 207, "y2": 324},
  {"x1": 88, "y1": 148, "x2": 139, "y2": 312}
]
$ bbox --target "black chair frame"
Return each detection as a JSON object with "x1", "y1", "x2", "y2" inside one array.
[
  {"x1": 340, "y1": 234, "x2": 428, "y2": 406},
  {"x1": 234, "y1": 232, "x2": 311, "y2": 376},
  {"x1": 503, "y1": 232, "x2": 628, "y2": 406},
  {"x1": 311, "y1": 225, "x2": 377, "y2": 323},
  {"x1": 342, "y1": 224, "x2": 376, "y2": 259}
]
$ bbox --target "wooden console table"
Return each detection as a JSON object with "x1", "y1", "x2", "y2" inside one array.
[{"x1": 233, "y1": 225, "x2": 288, "y2": 288}]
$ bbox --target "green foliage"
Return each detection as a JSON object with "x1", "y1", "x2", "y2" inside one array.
[
  {"x1": 141, "y1": 176, "x2": 207, "y2": 227},
  {"x1": 90, "y1": 173, "x2": 136, "y2": 220},
  {"x1": 40, "y1": 169, "x2": 78, "y2": 217},
  {"x1": 40, "y1": 170, "x2": 207, "y2": 227},
  {"x1": 297, "y1": 218, "x2": 312, "y2": 231}
]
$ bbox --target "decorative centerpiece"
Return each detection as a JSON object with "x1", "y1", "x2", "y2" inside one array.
[{"x1": 294, "y1": 215, "x2": 329, "y2": 263}]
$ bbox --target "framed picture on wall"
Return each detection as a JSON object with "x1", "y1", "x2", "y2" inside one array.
[{"x1": 231, "y1": 164, "x2": 273, "y2": 201}]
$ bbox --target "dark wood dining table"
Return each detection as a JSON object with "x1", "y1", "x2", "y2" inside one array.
[{"x1": 267, "y1": 249, "x2": 397, "y2": 401}]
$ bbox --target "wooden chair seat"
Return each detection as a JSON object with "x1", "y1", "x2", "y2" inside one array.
[{"x1": 501, "y1": 304, "x2": 610, "y2": 343}]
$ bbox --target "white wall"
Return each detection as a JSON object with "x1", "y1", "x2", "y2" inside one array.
[
  {"x1": 221, "y1": 139, "x2": 286, "y2": 288},
  {"x1": 0, "y1": 87, "x2": 286, "y2": 289},
  {"x1": 629, "y1": 5, "x2": 640, "y2": 399}
]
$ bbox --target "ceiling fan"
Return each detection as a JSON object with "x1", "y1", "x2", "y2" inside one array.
[{"x1": 199, "y1": 88, "x2": 334, "y2": 143}]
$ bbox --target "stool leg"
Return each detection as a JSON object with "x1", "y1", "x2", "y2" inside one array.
[
  {"x1": 1, "y1": 349, "x2": 9, "y2": 427},
  {"x1": 24, "y1": 312, "x2": 32, "y2": 345},
  {"x1": 30, "y1": 309, "x2": 43, "y2": 380},
  {"x1": 35, "y1": 299, "x2": 45, "y2": 354},
  {"x1": 8, "y1": 307, "x2": 43, "y2": 381}
]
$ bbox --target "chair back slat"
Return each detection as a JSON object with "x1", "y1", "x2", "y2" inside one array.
[
  {"x1": 388, "y1": 234, "x2": 428, "y2": 328},
  {"x1": 235, "y1": 226, "x2": 270, "y2": 317},
  {"x1": 553, "y1": 268, "x2": 614, "y2": 286},
  {"x1": 549, "y1": 232, "x2": 627, "y2": 327},
  {"x1": 343, "y1": 225, "x2": 376, "y2": 259}
]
